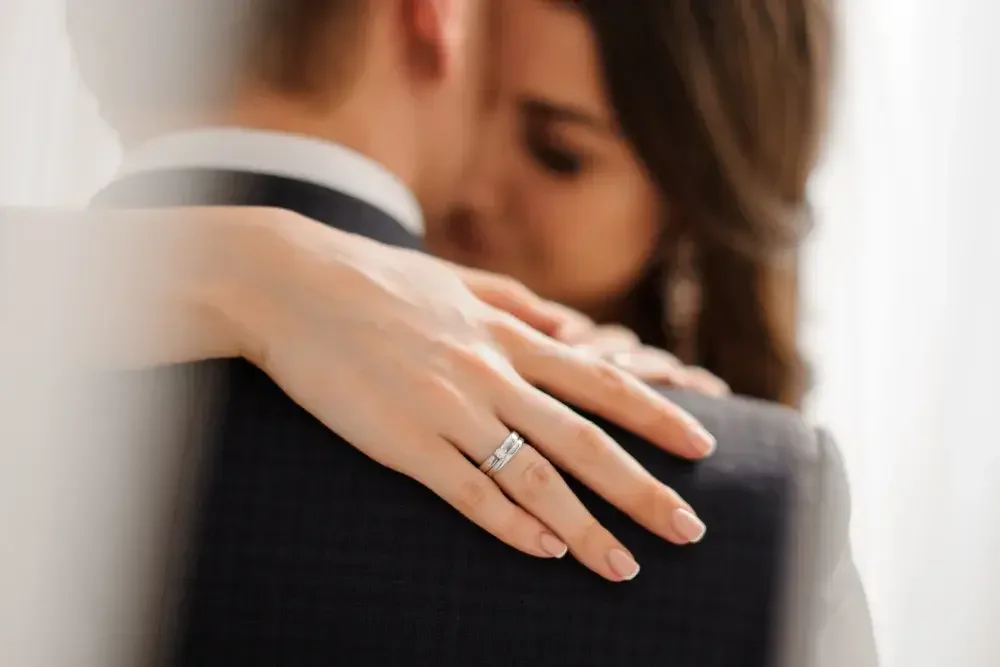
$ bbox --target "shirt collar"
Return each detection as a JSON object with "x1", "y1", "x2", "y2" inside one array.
[{"x1": 117, "y1": 127, "x2": 424, "y2": 235}]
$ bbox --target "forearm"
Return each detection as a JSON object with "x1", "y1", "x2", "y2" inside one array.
[{"x1": 1, "y1": 207, "x2": 299, "y2": 370}]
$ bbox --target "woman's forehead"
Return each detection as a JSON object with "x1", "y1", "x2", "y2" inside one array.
[{"x1": 498, "y1": 0, "x2": 607, "y2": 116}]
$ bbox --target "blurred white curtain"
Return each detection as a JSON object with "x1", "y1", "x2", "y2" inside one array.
[
  {"x1": 1, "y1": 3, "x2": 151, "y2": 667},
  {"x1": 2, "y1": 0, "x2": 998, "y2": 666},
  {"x1": 0, "y1": 0, "x2": 118, "y2": 205},
  {"x1": 806, "y1": 0, "x2": 1000, "y2": 666}
]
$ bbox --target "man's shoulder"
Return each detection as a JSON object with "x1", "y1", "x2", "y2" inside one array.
[
  {"x1": 674, "y1": 391, "x2": 827, "y2": 465},
  {"x1": 669, "y1": 391, "x2": 847, "y2": 507},
  {"x1": 665, "y1": 391, "x2": 846, "y2": 540},
  {"x1": 652, "y1": 392, "x2": 873, "y2": 667},
  {"x1": 593, "y1": 390, "x2": 836, "y2": 502}
]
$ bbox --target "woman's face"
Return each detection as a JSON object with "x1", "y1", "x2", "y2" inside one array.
[{"x1": 426, "y1": 0, "x2": 663, "y2": 318}]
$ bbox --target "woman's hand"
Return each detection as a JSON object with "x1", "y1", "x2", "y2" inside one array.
[
  {"x1": 204, "y1": 209, "x2": 713, "y2": 581},
  {"x1": 563, "y1": 326, "x2": 730, "y2": 397},
  {"x1": 450, "y1": 265, "x2": 595, "y2": 340},
  {"x1": 457, "y1": 268, "x2": 729, "y2": 396}
]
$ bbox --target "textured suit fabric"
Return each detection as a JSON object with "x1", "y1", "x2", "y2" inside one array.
[{"x1": 95, "y1": 170, "x2": 877, "y2": 667}]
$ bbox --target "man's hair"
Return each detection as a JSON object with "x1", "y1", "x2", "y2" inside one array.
[
  {"x1": 66, "y1": 0, "x2": 367, "y2": 133},
  {"x1": 252, "y1": 0, "x2": 367, "y2": 94}
]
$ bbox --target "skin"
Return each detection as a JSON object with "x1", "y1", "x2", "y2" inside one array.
[
  {"x1": 245, "y1": 0, "x2": 716, "y2": 581},
  {"x1": 71, "y1": 0, "x2": 716, "y2": 584},
  {"x1": 428, "y1": 0, "x2": 730, "y2": 395},
  {"x1": 428, "y1": 0, "x2": 663, "y2": 323}
]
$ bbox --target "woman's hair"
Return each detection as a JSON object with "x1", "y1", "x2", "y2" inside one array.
[{"x1": 573, "y1": 0, "x2": 832, "y2": 407}]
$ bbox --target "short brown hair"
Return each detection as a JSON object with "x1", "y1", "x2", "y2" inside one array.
[
  {"x1": 67, "y1": 0, "x2": 368, "y2": 134},
  {"x1": 252, "y1": 0, "x2": 368, "y2": 94}
]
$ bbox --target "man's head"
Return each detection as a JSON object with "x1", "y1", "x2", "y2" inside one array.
[{"x1": 68, "y1": 0, "x2": 495, "y2": 220}]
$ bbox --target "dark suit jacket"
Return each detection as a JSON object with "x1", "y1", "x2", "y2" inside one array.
[{"x1": 95, "y1": 169, "x2": 877, "y2": 667}]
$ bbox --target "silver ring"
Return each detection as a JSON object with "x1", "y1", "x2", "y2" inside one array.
[{"x1": 478, "y1": 431, "x2": 526, "y2": 477}]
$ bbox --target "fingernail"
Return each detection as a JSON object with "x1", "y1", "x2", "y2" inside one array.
[
  {"x1": 690, "y1": 424, "x2": 716, "y2": 457},
  {"x1": 607, "y1": 549, "x2": 641, "y2": 581},
  {"x1": 539, "y1": 533, "x2": 569, "y2": 558},
  {"x1": 673, "y1": 508, "x2": 707, "y2": 543}
]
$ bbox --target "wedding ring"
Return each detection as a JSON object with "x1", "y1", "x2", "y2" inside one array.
[{"x1": 478, "y1": 431, "x2": 526, "y2": 478}]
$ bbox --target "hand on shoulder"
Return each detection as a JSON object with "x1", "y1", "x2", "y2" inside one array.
[{"x1": 205, "y1": 207, "x2": 714, "y2": 579}]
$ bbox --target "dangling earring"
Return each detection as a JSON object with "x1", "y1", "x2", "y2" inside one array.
[{"x1": 664, "y1": 235, "x2": 701, "y2": 365}]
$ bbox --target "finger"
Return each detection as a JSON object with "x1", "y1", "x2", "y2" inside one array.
[
  {"x1": 486, "y1": 293, "x2": 566, "y2": 335},
  {"x1": 490, "y1": 442, "x2": 643, "y2": 582},
  {"x1": 494, "y1": 384, "x2": 707, "y2": 547},
  {"x1": 545, "y1": 306, "x2": 596, "y2": 343},
  {"x1": 466, "y1": 276, "x2": 570, "y2": 336},
  {"x1": 571, "y1": 325, "x2": 641, "y2": 356},
  {"x1": 607, "y1": 348, "x2": 691, "y2": 386},
  {"x1": 610, "y1": 350, "x2": 730, "y2": 397},
  {"x1": 403, "y1": 437, "x2": 569, "y2": 559},
  {"x1": 686, "y1": 367, "x2": 731, "y2": 397},
  {"x1": 499, "y1": 322, "x2": 716, "y2": 460},
  {"x1": 442, "y1": 413, "x2": 636, "y2": 581}
]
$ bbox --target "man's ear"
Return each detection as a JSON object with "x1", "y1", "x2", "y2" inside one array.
[{"x1": 408, "y1": 0, "x2": 468, "y2": 79}]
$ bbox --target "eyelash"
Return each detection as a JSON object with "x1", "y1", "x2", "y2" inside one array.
[{"x1": 523, "y1": 126, "x2": 586, "y2": 177}]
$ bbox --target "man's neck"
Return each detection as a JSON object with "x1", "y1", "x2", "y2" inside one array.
[
  {"x1": 116, "y1": 89, "x2": 427, "y2": 236},
  {"x1": 231, "y1": 86, "x2": 419, "y2": 190},
  {"x1": 123, "y1": 85, "x2": 420, "y2": 203}
]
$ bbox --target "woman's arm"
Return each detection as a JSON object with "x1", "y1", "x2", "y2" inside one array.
[
  {"x1": 27, "y1": 206, "x2": 716, "y2": 581},
  {"x1": 86, "y1": 207, "x2": 255, "y2": 368}
]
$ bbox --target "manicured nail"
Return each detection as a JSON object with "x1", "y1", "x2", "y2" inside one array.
[
  {"x1": 539, "y1": 533, "x2": 569, "y2": 558},
  {"x1": 607, "y1": 549, "x2": 641, "y2": 581},
  {"x1": 690, "y1": 424, "x2": 716, "y2": 457},
  {"x1": 673, "y1": 508, "x2": 707, "y2": 543}
]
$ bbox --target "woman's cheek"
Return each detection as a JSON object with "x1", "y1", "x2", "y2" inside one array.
[
  {"x1": 545, "y1": 192, "x2": 619, "y2": 293},
  {"x1": 533, "y1": 187, "x2": 587, "y2": 253}
]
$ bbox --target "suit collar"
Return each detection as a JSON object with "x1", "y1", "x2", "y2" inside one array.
[{"x1": 118, "y1": 127, "x2": 424, "y2": 237}]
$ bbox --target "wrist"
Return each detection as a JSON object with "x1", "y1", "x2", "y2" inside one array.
[{"x1": 192, "y1": 207, "x2": 304, "y2": 364}]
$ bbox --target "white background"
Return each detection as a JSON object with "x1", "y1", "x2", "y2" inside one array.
[{"x1": 1, "y1": 1, "x2": 998, "y2": 665}]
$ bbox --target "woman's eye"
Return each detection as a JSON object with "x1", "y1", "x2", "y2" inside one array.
[
  {"x1": 524, "y1": 129, "x2": 584, "y2": 177},
  {"x1": 530, "y1": 142, "x2": 582, "y2": 176}
]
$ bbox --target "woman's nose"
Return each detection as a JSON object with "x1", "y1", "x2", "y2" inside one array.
[{"x1": 456, "y1": 115, "x2": 508, "y2": 217}]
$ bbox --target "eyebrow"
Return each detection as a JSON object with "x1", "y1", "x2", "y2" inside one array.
[{"x1": 518, "y1": 95, "x2": 614, "y2": 134}]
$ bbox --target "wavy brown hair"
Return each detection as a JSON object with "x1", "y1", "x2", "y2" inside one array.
[
  {"x1": 571, "y1": 0, "x2": 832, "y2": 407},
  {"x1": 70, "y1": 0, "x2": 830, "y2": 406}
]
